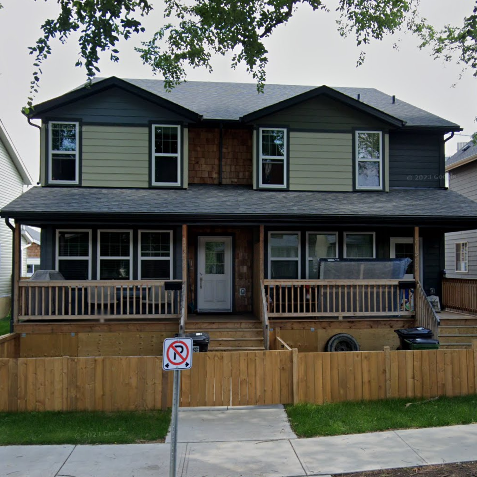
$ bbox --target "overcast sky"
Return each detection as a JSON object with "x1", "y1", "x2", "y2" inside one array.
[{"x1": 1, "y1": 0, "x2": 476, "y2": 183}]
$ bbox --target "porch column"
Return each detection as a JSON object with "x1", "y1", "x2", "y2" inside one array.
[
  {"x1": 253, "y1": 225, "x2": 265, "y2": 319},
  {"x1": 182, "y1": 224, "x2": 188, "y2": 326},
  {"x1": 12, "y1": 222, "x2": 21, "y2": 325},
  {"x1": 414, "y1": 226, "x2": 420, "y2": 284}
]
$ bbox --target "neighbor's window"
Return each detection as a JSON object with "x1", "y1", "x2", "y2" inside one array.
[
  {"x1": 152, "y1": 125, "x2": 181, "y2": 186},
  {"x1": 269, "y1": 232, "x2": 300, "y2": 279},
  {"x1": 259, "y1": 128, "x2": 287, "y2": 188},
  {"x1": 139, "y1": 231, "x2": 173, "y2": 279},
  {"x1": 307, "y1": 232, "x2": 338, "y2": 278},
  {"x1": 56, "y1": 230, "x2": 91, "y2": 280},
  {"x1": 49, "y1": 122, "x2": 79, "y2": 184},
  {"x1": 344, "y1": 232, "x2": 375, "y2": 258},
  {"x1": 455, "y1": 242, "x2": 468, "y2": 272},
  {"x1": 98, "y1": 231, "x2": 132, "y2": 279},
  {"x1": 355, "y1": 131, "x2": 382, "y2": 190}
]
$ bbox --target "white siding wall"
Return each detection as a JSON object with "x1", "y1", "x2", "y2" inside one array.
[{"x1": 0, "y1": 136, "x2": 24, "y2": 299}]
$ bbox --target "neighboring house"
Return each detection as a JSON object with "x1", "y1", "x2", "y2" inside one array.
[
  {"x1": 22, "y1": 226, "x2": 41, "y2": 277},
  {"x1": 2, "y1": 77, "x2": 477, "y2": 352},
  {"x1": 445, "y1": 142, "x2": 477, "y2": 278},
  {"x1": 0, "y1": 120, "x2": 32, "y2": 318}
]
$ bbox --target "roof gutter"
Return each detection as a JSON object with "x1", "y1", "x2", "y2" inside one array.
[
  {"x1": 444, "y1": 132, "x2": 455, "y2": 142},
  {"x1": 27, "y1": 117, "x2": 42, "y2": 185}
]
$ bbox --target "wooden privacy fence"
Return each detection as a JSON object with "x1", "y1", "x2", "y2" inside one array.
[
  {"x1": 443, "y1": 278, "x2": 477, "y2": 314},
  {"x1": 1, "y1": 346, "x2": 477, "y2": 412}
]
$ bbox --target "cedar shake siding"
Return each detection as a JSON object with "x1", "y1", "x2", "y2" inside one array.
[{"x1": 188, "y1": 128, "x2": 253, "y2": 185}]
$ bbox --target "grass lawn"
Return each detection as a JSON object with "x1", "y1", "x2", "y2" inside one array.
[
  {"x1": 0, "y1": 315, "x2": 10, "y2": 336},
  {"x1": 286, "y1": 395, "x2": 477, "y2": 438},
  {"x1": 0, "y1": 410, "x2": 171, "y2": 445}
]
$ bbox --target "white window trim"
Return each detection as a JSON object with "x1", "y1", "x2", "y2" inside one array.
[
  {"x1": 138, "y1": 230, "x2": 173, "y2": 280},
  {"x1": 306, "y1": 231, "x2": 338, "y2": 278},
  {"x1": 344, "y1": 232, "x2": 376, "y2": 259},
  {"x1": 455, "y1": 242, "x2": 469, "y2": 273},
  {"x1": 151, "y1": 124, "x2": 181, "y2": 186},
  {"x1": 56, "y1": 229, "x2": 92, "y2": 280},
  {"x1": 355, "y1": 130, "x2": 383, "y2": 191},
  {"x1": 97, "y1": 230, "x2": 133, "y2": 280},
  {"x1": 48, "y1": 121, "x2": 80, "y2": 185},
  {"x1": 268, "y1": 231, "x2": 301, "y2": 279},
  {"x1": 259, "y1": 127, "x2": 287, "y2": 189}
]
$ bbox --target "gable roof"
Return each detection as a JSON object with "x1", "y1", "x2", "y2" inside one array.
[
  {"x1": 446, "y1": 141, "x2": 477, "y2": 171},
  {"x1": 22, "y1": 225, "x2": 41, "y2": 245},
  {"x1": 2, "y1": 185, "x2": 477, "y2": 229},
  {"x1": 27, "y1": 77, "x2": 460, "y2": 131},
  {"x1": 0, "y1": 119, "x2": 32, "y2": 185}
]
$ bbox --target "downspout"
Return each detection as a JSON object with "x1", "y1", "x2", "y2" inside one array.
[
  {"x1": 27, "y1": 117, "x2": 42, "y2": 185},
  {"x1": 219, "y1": 122, "x2": 223, "y2": 185},
  {"x1": 5, "y1": 218, "x2": 15, "y2": 333}
]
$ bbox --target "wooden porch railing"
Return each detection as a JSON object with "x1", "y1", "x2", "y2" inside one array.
[
  {"x1": 414, "y1": 280, "x2": 440, "y2": 337},
  {"x1": 442, "y1": 278, "x2": 477, "y2": 314},
  {"x1": 263, "y1": 279, "x2": 415, "y2": 318},
  {"x1": 17, "y1": 280, "x2": 183, "y2": 322}
]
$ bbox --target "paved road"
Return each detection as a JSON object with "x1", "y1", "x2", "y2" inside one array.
[{"x1": 1, "y1": 405, "x2": 477, "y2": 477}]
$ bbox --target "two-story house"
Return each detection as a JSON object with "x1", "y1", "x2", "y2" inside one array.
[{"x1": 2, "y1": 77, "x2": 477, "y2": 355}]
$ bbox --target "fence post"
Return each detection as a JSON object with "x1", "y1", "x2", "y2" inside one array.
[
  {"x1": 473, "y1": 340, "x2": 477, "y2": 394},
  {"x1": 384, "y1": 346, "x2": 391, "y2": 399},
  {"x1": 292, "y1": 348, "x2": 299, "y2": 404}
]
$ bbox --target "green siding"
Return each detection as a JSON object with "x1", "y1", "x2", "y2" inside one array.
[
  {"x1": 82, "y1": 126, "x2": 149, "y2": 188},
  {"x1": 289, "y1": 132, "x2": 353, "y2": 191},
  {"x1": 253, "y1": 95, "x2": 388, "y2": 130}
]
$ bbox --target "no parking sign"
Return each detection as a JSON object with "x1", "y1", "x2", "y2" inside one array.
[{"x1": 162, "y1": 337, "x2": 193, "y2": 371}]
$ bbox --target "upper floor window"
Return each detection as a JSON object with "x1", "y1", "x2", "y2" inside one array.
[
  {"x1": 152, "y1": 125, "x2": 181, "y2": 186},
  {"x1": 56, "y1": 230, "x2": 91, "y2": 280},
  {"x1": 259, "y1": 128, "x2": 287, "y2": 188},
  {"x1": 355, "y1": 131, "x2": 382, "y2": 190},
  {"x1": 306, "y1": 232, "x2": 338, "y2": 278},
  {"x1": 455, "y1": 242, "x2": 468, "y2": 272},
  {"x1": 49, "y1": 122, "x2": 79, "y2": 184}
]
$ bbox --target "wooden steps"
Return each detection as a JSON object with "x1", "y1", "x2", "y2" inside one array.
[
  {"x1": 186, "y1": 315, "x2": 265, "y2": 352},
  {"x1": 438, "y1": 311, "x2": 477, "y2": 349}
]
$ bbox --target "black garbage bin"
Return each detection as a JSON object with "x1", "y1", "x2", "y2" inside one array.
[
  {"x1": 395, "y1": 327, "x2": 434, "y2": 350},
  {"x1": 404, "y1": 338, "x2": 440, "y2": 350},
  {"x1": 185, "y1": 332, "x2": 210, "y2": 352}
]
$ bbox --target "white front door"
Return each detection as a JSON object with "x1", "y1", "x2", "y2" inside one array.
[
  {"x1": 390, "y1": 237, "x2": 423, "y2": 281},
  {"x1": 197, "y1": 236, "x2": 232, "y2": 312}
]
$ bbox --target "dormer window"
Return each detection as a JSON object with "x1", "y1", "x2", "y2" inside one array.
[
  {"x1": 355, "y1": 131, "x2": 383, "y2": 190},
  {"x1": 259, "y1": 128, "x2": 287, "y2": 188},
  {"x1": 152, "y1": 124, "x2": 181, "y2": 186},
  {"x1": 48, "y1": 122, "x2": 79, "y2": 184}
]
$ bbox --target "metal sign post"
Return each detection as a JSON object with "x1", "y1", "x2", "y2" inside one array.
[{"x1": 162, "y1": 337, "x2": 193, "y2": 477}]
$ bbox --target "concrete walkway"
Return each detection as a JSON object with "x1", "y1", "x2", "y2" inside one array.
[{"x1": 2, "y1": 405, "x2": 477, "y2": 477}]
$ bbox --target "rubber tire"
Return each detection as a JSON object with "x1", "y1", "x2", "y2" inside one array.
[{"x1": 326, "y1": 333, "x2": 360, "y2": 352}]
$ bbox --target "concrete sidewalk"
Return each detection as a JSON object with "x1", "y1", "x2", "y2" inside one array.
[{"x1": 1, "y1": 405, "x2": 477, "y2": 477}]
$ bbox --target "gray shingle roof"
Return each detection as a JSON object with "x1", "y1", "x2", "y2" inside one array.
[
  {"x1": 446, "y1": 141, "x2": 477, "y2": 169},
  {"x1": 83, "y1": 78, "x2": 457, "y2": 129},
  {"x1": 3, "y1": 186, "x2": 477, "y2": 226}
]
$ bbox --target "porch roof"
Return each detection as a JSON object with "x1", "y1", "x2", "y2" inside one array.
[{"x1": 2, "y1": 185, "x2": 477, "y2": 229}]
